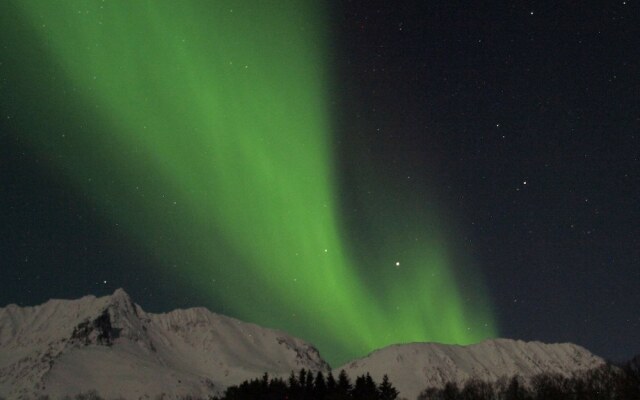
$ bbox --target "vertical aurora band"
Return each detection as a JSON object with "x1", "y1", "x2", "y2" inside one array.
[{"x1": 12, "y1": 0, "x2": 495, "y2": 365}]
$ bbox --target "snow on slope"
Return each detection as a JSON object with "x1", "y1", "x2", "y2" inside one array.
[
  {"x1": 0, "y1": 289, "x2": 329, "y2": 399},
  {"x1": 336, "y1": 339, "x2": 604, "y2": 400},
  {"x1": 1, "y1": 289, "x2": 608, "y2": 400}
]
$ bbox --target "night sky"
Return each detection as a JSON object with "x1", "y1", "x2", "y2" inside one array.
[{"x1": 1, "y1": 1, "x2": 638, "y2": 366}]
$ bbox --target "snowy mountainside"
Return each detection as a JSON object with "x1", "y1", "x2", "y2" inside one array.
[
  {"x1": 0, "y1": 289, "x2": 328, "y2": 399},
  {"x1": 0, "y1": 289, "x2": 608, "y2": 400},
  {"x1": 336, "y1": 338, "x2": 604, "y2": 400}
]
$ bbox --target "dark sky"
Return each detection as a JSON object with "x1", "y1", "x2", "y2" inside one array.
[
  {"x1": 1, "y1": 1, "x2": 639, "y2": 362},
  {"x1": 331, "y1": 0, "x2": 639, "y2": 361}
]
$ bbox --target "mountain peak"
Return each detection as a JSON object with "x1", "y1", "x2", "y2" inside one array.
[
  {"x1": 0, "y1": 290, "x2": 608, "y2": 400},
  {"x1": 336, "y1": 338, "x2": 604, "y2": 400},
  {"x1": 0, "y1": 290, "x2": 330, "y2": 399},
  {"x1": 107, "y1": 288, "x2": 136, "y2": 312},
  {"x1": 111, "y1": 287, "x2": 131, "y2": 300}
]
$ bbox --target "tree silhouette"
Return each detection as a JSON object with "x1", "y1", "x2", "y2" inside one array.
[
  {"x1": 503, "y1": 376, "x2": 527, "y2": 400},
  {"x1": 336, "y1": 369, "x2": 352, "y2": 399},
  {"x1": 215, "y1": 369, "x2": 399, "y2": 400},
  {"x1": 379, "y1": 374, "x2": 399, "y2": 400},
  {"x1": 313, "y1": 371, "x2": 327, "y2": 400},
  {"x1": 417, "y1": 363, "x2": 640, "y2": 400},
  {"x1": 326, "y1": 371, "x2": 337, "y2": 391},
  {"x1": 442, "y1": 382, "x2": 460, "y2": 400},
  {"x1": 288, "y1": 370, "x2": 301, "y2": 400}
]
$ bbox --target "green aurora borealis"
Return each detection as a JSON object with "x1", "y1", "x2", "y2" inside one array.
[{"x1": 6, "y1": 0, "x2": 496, "y2": 365}]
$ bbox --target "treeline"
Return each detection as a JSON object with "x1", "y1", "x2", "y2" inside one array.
[
  {"x1": 6, "y1": 361, "x2": 639, "y2": 400},
  {"x1": 215, "y1": 369, "x2": 399, "y2": 400},
  {"x1": 418, "y1": 364, "x2": 640, "y2": 400}
]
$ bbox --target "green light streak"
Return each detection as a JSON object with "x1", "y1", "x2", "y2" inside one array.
[{"x1": 9, "y1": 0, "x2": 496, "y2": 365}]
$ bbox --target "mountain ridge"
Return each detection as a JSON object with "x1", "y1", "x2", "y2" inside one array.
[
  {"x1": 0, "y1": 288, "x2": 329, "y2": 399},
  {"x1": 336, "y1": 337, "x2": 604, "y2": 400},
  {"x1": 1, "y1": 289, "x2": 606, "y2": 399}
]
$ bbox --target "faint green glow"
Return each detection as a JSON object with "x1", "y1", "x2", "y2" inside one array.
[{"x1": 11, "y1": 0, "x2": 495, "y2": 365}]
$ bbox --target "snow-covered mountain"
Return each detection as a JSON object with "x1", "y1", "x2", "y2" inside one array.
[
  {"x1": 1, "y1": 289, "x2": 607, "y2": 399},
  {"x1": 0, "y1": 289, "x2": 329, "y2": 399},
  {"x1": 336, "y1": 339, "x2": 605, "y2": 400}
]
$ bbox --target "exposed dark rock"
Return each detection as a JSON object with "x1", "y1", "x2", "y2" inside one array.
[{"x1": 71, "y1": 309, "x2": 121, "y2": 346}]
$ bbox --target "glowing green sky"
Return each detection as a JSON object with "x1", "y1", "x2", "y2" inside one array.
[{"x1": 11, "y1": 0, "x2": 495, "y2": 365}]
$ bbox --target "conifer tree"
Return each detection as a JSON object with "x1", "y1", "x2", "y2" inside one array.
[
  {"x1": 364, "y1": 373, "x2": 379, "y2": 399},
  {"x1": 352, "y1": 375, "x2": 366, "y2": 400},
  {"x1": 288, "y1": 371, "x2": 299, "y2": 388},
  {"x1": 314, "y1": 371, "x2": 327, "y2": 400},
  {"x1": 299, "y1": 369, "x2": 308, "y2": 389},
  {"x1": 442, "y1": 382, "x2": 460, "y2": 400},
  {"x1": 305, "y1": 371, "x2": 315, "y2": 398},
  {"x1": 336, "y1": 370, "x2": 352, "y2": 399},
  {"x1": 289, "y1": 370, "x2": 301, "y2": 400},
  {"x1": 269, "y1": 377, "x2": 288, "y2": 400},
  {"x1": 503, "y1": 376, "x2": 526, "y2": 400},
  {"x1": 379, "y1": 374, "x2": 399, "y2": 400},
  {"x1": 326, "y1": 371, "x2": 337, "y2": 395}
]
